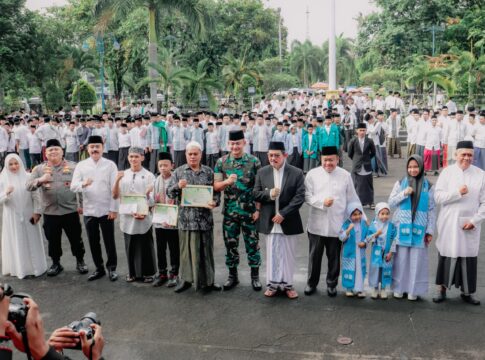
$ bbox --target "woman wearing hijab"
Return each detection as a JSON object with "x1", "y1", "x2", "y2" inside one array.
[
  {"x1": 0, "y1": 154, "x2": 47, "y2": 278},
  {"x1": 388, "y1": 155, "x2": 436, "y2": 300}
]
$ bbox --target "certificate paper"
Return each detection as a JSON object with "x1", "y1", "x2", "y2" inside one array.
[
  {"x1": 119, "y1": 194, "x2": 149, "y2": 215},
  {"x1": 152, "y1": 204, "x2": 178, "y2": 226},
  {"x1": 181, "y1": 185, "x2": 213, "y2": 208}
]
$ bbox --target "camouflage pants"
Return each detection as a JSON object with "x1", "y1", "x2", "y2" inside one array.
[{"x1": 223, "y1": 214, "x2": 261, "y2": 269}]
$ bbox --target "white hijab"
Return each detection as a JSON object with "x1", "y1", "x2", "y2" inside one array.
[{"x1": 0, "y1": 154, "x2": 31, "y2": 216}]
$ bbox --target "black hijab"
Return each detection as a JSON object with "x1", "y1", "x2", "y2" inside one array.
[{"x1": 406, "y1": 154, "x2": 425, "y2": 219}]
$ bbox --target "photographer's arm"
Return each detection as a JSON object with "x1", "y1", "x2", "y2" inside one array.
[
  {"x1": 0, "y1": 289, "x2": 13, "y2": 360},
  {"x1": 5, "y1": 298, "x2": 52, "y2": 360}
]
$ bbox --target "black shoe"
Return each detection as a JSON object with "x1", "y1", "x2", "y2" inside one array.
[
  {"x1": 223, "y1": 268, "x2": 239, "y2": 290},
  {"x1": 201, "y1": 283, "x2": 222, "y2": 293},
  {"x1": 461, "y1": 294, "x2": 480, "y2": 305},
  {"x1": 167, "y1": 275, "x2": 178, "y2": 288},
  {"x1": 327, "y1": 287, "x2": 337, "y2": 297},
  {"x1": 87, "y1": 269, "x2": 106, "y2": 281},
  {"x1": 251, "y1": 278, "x2": 262, "y2": 291},
  {"x1": 223, "y1": 276, "x2": 239, "y2": 290},
  {"x1": 304, "y1": 285, "x2": 316, "y2": 296},
  {"x1": 47, "y1": 263, "x2": 63, "y2": 277},
  {"x1": 108, "y1": 270, "x2": 118, "y2": 282},
  {"x1": 174, "y1": 281, "x2": 192, "y2": 293},
  {"x1": 76, "y1": 260, "x2": 88, "y2": 274},
  {"x1": 250, "y1": 267, "x2": 262, "y2": 291},
  {"x1": 153, "y1": 274, "x2": 168, "y2": 287},
  {"x1": 432, "y1": 290, "x2": 446, "y2": 303}
]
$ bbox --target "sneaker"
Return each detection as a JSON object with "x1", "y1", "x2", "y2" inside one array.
[
  {"x1": 371, "y1": 289, "x2": 378, "y2": 299},
  {"x1": 167, "y1": 274, "x2": 178, "y2": 288},
  {"x1": 393, "y1": 292, "x2": 403, "y2": 299},
  {"x1": 76, "y1": 260, "x2": 88, "y2": 274},
  {"x1": 47, "y1": 263, "x2": 63, "y2": 277},
  {"x1": 345, "y1": 291, "x2": 354, "y2": 297},
  {"x1": 153, "y1": 274, "x2": 168, "y2": 287},
  {"x1": 380, "y1": 289, "x2": 388, "y2": 299},
  {"x1": 357, "y1": 292, "x2": 366, "y2": 298},
  {"x1": 407, "y1": 294, "x2": 418, "y2": 301}
]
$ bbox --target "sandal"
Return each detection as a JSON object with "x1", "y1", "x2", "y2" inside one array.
[
  {"x1": 285, "y1": 289, "x2": 299, "y2": 299},
  {"x1": 143, "y1": 276, "x2": 154, "y2": 283},
  {"x1": 125, "y1": 275, "x2": 135, "y2": 283},
  {"x1": 264, "y1": 288, "x2": 278, "y2": 297}
]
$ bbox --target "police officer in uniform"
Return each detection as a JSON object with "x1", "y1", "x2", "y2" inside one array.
[
  {"x1": 27, "y1": 138, "x2": 88, "y2": 276},
  {"x1": 214, "y1": 130, "x2": 262, "y2": 291}
]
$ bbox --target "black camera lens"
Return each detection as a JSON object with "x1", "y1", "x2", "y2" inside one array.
[{"x1": 67, "y1": 312, "x2": 100, "y2": 350}]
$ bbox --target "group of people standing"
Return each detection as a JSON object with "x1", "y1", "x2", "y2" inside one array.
[
  {"x1": 1, "y1": 96, "x2": 484, "y2": 305},
  {"x1": 0, "y1": 125, "x2": 483, "y2": 306}
]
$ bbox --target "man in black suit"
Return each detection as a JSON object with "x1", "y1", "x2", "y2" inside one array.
[
  {"x1": 347, "y1": 122, "x2": 376, "y2": 209},
  {"x1": 253, "y1": 141, "x2": 306, "y2": 299}
]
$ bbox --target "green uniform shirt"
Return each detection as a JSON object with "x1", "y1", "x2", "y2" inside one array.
[{"x1": 214, "y1": 153, "x2": 261, "y2": 216}]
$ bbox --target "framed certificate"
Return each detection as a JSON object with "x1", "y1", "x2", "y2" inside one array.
[
  {"x1": 152, "y1": 204, "x2": 178, "y2": 226},
  {"x1": 119, "y1": 194, "x2": 149, "y2": 215},
  {"x1": 181, "y1": 185, "x2": 213, "y2": 208}
]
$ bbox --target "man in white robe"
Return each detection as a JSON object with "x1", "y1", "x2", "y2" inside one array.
[
  {"x1": 433, "y1": 141, "x2": 485, "y2": 305},
  {"x1": 304, "y1": 146, "x2": 360, "y2": 297}
]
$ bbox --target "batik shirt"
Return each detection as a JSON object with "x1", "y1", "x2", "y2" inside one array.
[{"x1": 167, "y1": 164, "x2": 219, "y2": 231}]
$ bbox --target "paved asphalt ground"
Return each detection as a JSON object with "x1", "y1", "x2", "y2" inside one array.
[{"x1": 2, "y1": 152, "x2": 485, "y2": 360}]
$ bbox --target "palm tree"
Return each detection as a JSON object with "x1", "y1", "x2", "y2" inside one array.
[
  {"x1": 321, "y1": 34, "x2": 357, "y2": 85},
  {"x1": 222, "y1": 52, "x2": 261, "y2": 100},
  {"x1": 139, "y1": 62, "x2": 193, "y2": 110},
  {"x1": 183, "y1": 58, "x2": 222, "y2": 110},
  {"x1": 451, "y1": 51, "x2": 485, "y2": 102},
  {"x1": 94, "y1": 0, "x2": 208, "y2": 108},
  {"x1": 289, "y1": 40, "x2": 323, "y2": 87},
  {"x1": 405, "y1": 57, "x2": 455, "y2": 95}
]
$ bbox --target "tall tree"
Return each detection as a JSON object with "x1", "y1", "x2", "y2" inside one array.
[
  {"x1": 222, "y1": 52, "x2": 261, "y2": 100},
  {"x1": 451, "y1": 51, "x2": 485, "y2": 102},
  {"x1": 288, "y1": 40, "x2": 323, "y2": 87},
  {"x1": 405, "y1": 56, "x2": 455, "y2": 95},
  {"x1": 182, "y1": 58, "x2": 222, "y2": 110},
  {"x1": 322, "y1": 35, "x2": 358, "y2": 85},
  {"x1": 94, "y1": 0, "x2": 208, "y2": 109}
]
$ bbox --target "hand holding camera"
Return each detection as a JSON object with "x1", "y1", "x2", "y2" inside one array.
[{"x1": 1, "y1": 284, "x2": 104, "y2": 360}]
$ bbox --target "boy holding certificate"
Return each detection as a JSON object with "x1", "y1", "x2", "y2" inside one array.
[{"x1": 152, "y1": 152, "x2": 179, "y2": 288}]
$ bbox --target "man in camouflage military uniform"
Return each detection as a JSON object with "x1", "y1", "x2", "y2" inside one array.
[
  {"x1": 214, "y1": 130, "x2": 262, "y2": 291},
  {"x1": 27, "y1": 138, "x2": 88, "y2": 276}
]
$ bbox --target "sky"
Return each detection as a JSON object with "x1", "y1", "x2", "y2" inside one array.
[{"x1": 26, "y1": 0, "x2": 378, "y2": 46}]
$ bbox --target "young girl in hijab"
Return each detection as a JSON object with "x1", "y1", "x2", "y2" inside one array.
[
  {"x1": 366, "y1": 202, "x2": 397, "y2": 299},
  {"x1": 388, "y1": 154, "x2": 436, "y2": 301},
  {"x1": 0, "y1": 154, "x2": 47, "y2": 278},
  {"x1": 339, "y1": 202, "x2": 368, "y2": 298}
]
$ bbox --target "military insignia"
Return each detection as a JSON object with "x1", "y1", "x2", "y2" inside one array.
[{"x1": 62, "y1": 166, "x2": 71, "y2": 174}]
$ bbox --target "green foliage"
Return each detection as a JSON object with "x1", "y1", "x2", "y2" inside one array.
[
  {"x1": 261, "y1": 73, "x2": 300, "y2": 94},
  {"x1": 289, "y1": 40, "x2": 324, "y2": 87},
  {"x1": 222, "y1": 52, "x2": 262, "y2": 99},
  {"x1": 355, "y1": 1, "x2": 485, "y2": 100},
  {"x1": 360, "y1": 68, "x2": 403, "y2": 92},
  {"x1": 2, "y1": 0, "x2": 484, "y2": 112},
  {"x1": 72, "y1": 79, "x2": 97, "y2": 112}
]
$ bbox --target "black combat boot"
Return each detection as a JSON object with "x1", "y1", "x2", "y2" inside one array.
[
  {"x1": 223, "y1": 267, "x2": 239, "y2": 290},
  {"x1": 251, "y1": 267, "x2": 262, "y2": 291}
]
